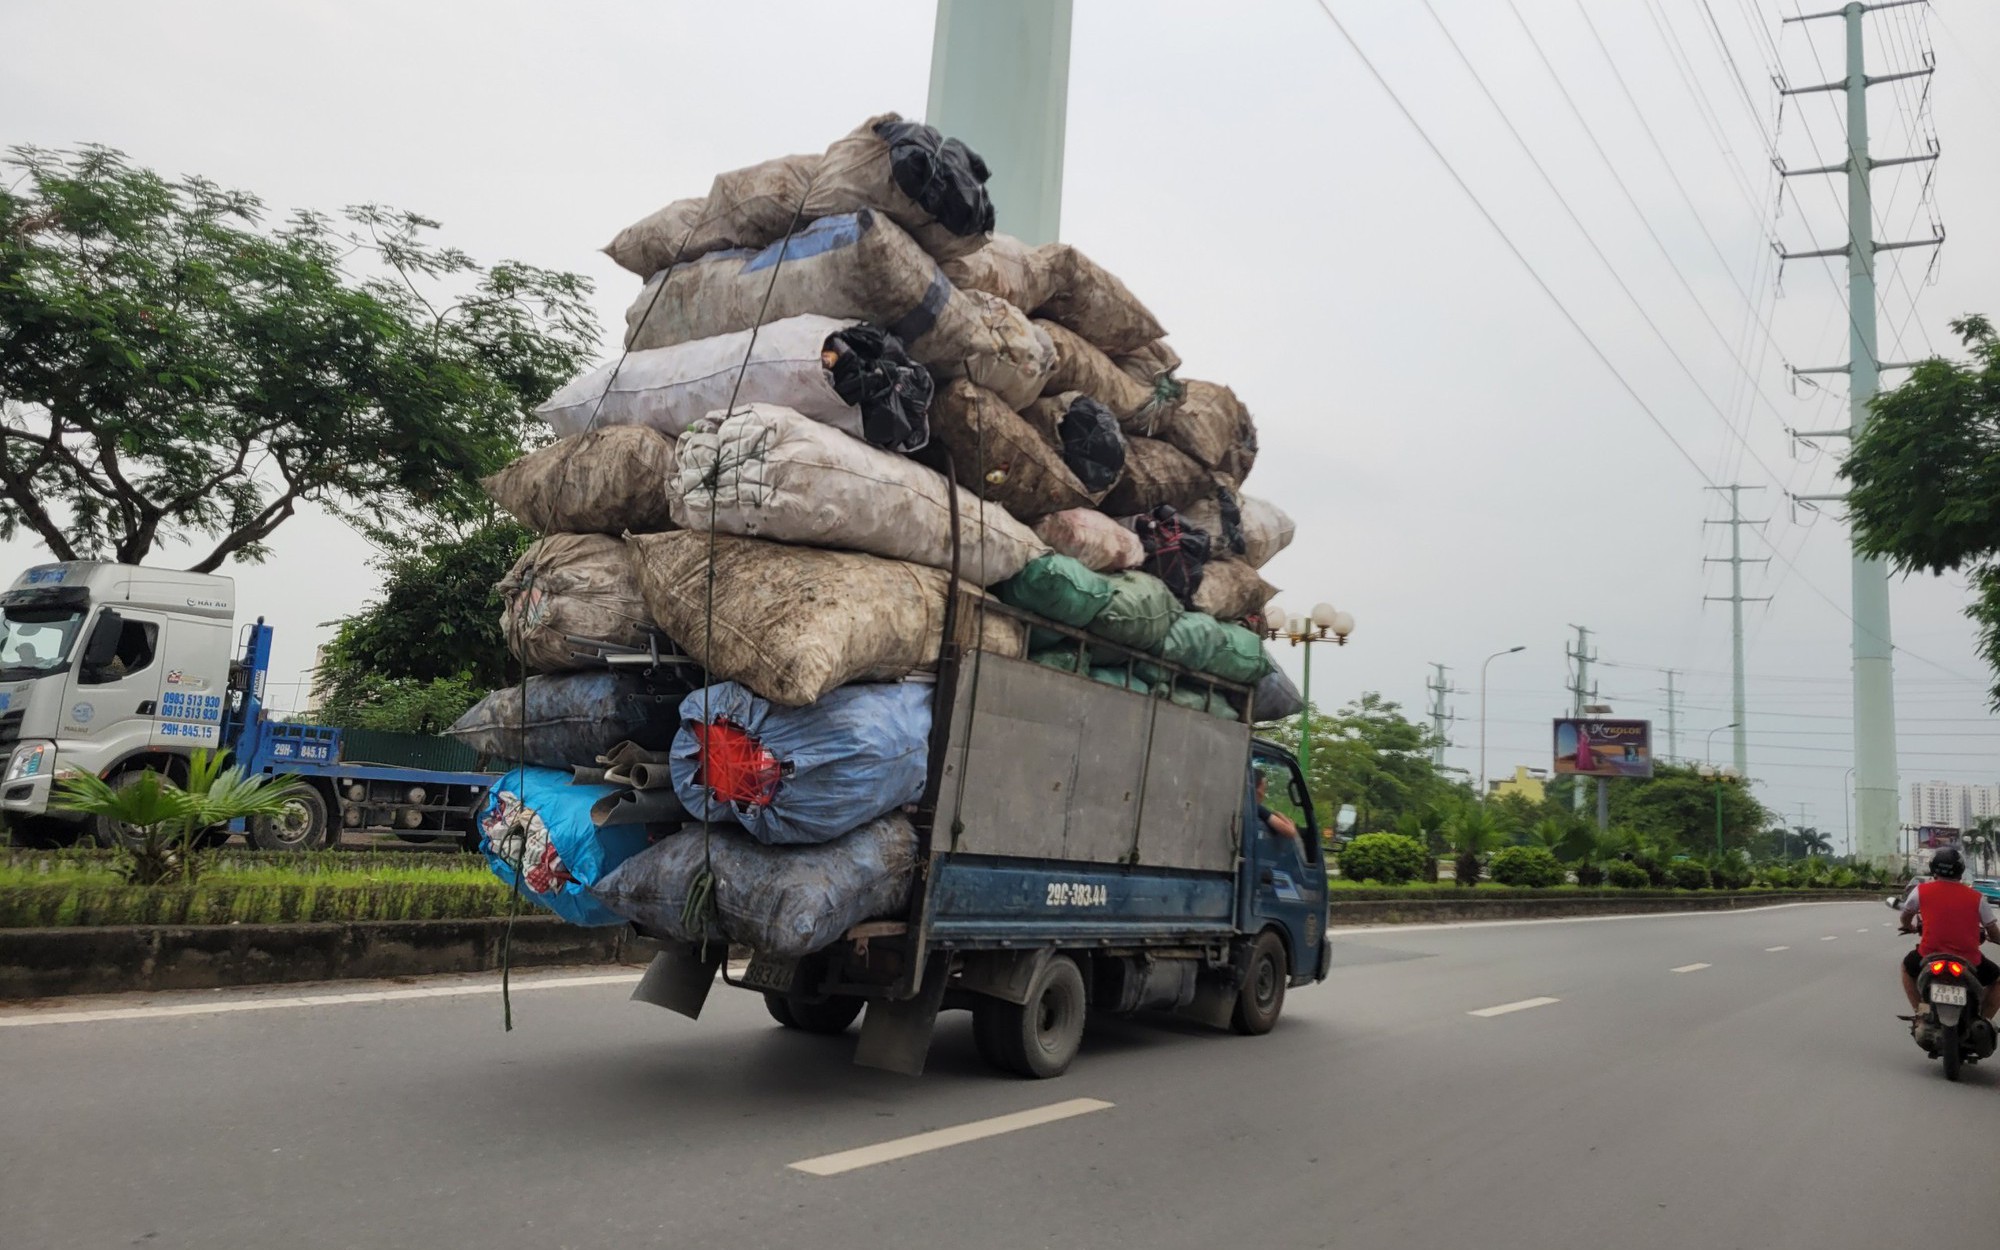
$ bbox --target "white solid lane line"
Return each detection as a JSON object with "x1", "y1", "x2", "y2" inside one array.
[
  {"x1": 1766, "y1": 946, "x2": 1791, "y2": 952},
  {"x1": 1468, "y1": 996, "x2": 1560, "y2": 1018},
  {"x1": 0, "y1": 972, "x2": 641, "y2": 1029},
  {"x1": 1671, "y1": 963, "x2": 1712, "y2": 973},
  {"x1": 789, "y1": 1099, "x2": 1115, "y2": 1177}
]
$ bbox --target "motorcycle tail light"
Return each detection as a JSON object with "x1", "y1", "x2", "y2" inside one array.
[
  {"x1": 1950, "y1": 962, "x2": 1965, "y2": 977},
  {"x1": 1932, "y1": 960, "x2": 1948, "y2": 974}
]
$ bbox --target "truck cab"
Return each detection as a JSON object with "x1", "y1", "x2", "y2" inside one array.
[{"x1": 1, "y1": 562, "x2": 235, "y2": 841}]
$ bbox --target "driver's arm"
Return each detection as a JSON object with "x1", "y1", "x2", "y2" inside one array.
[
  {"x1": 1899, "y1": 884, "x2": 1922, "y2": 931},
  {"x1": 1982, "y1": 898, "x2": 1999, "y2": 944},
  {"x1": 1267, "y1": 809, "x2": 1300, "y2": 840}
]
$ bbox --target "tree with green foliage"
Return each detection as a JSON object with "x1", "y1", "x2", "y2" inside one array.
[
  {"x1": 311, "y1": 519, "x2": 531, "y2": 734},
  {"x1": 50, "y1": 749, "x2": 297, "y2": 882},
  {"x1": 0, "y1": 145, "x2": 595, "y2": 569},
  {"x1": 1548, "y1": 765, "x2": 1766, "y2": 852},
  {"x1": 1441, "y1": 800, "x2": 1506, "y2": 886},
  {"x1": 1258, "y1": 693, "x2": 1464, "y2": 834},
  {"x1": 1843, "y1": 314, "x2": 2000, "y2": 704}
]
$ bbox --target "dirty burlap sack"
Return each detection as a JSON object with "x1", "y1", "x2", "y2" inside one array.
[
  {"x1": 1037, "y1": 321, "x2": 1162, "y2": 426},
  {"x1": 943, "y1": 234, "x2": 1165, "y2": 355},
  {"x1": 482, "y1": 426, "x2": 677, "y2": 536},
  {"x1": 624, "y1": 210, "x2": 1053, "y2": 408},
  {"x1": 499, "y1": 534, "x2": 655, "y2": 673},
  {"x1": 1185, "y1": 489, "x2": 1295, "y2": 569},
  {"x1": 1191, "y1": 557, "x2": 1278, "y2": 624},
  {"x1": 918, "y1": 379, "x2": 1097, "y2": 522},
  {"x1": 1100, "y1": 436, "x2": 1212, "y2": 515},
  {"x1": 627, "y1": 532, "x2": 1026, "y2": 707},
  {"x1": 1153, "y1": 380, "x2": 1258, "y2": 483},
  {"x1": 603, "y1": 196, "x2": 709, "y2": 280},
  {"x1": 671, "y1": 404, "x2": 1047, "y2": 586}
]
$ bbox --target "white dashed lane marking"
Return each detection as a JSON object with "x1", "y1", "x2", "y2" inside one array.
[
  {"x1": 1468, "y1": 997, "x2": 1561, "y2": 1018},
  {"x1": 1671, "y1": 963, "x2": 1712, "y2": 973},
  {"x1": 788, "y1": 1099, "x2": 1115, "y2": 1176}
]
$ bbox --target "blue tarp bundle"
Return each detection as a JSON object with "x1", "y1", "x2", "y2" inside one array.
[
  {"x1": 479, "y1": 767, "x2": 655, "y2": 927},
  {"x1": 589, "y1": 814, "x2": 920, "y2": 959},
  {"x1": 669, "y1": 681, "x2": 932, "y2": 845}
]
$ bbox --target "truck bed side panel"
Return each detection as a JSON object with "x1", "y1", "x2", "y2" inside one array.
[
  {"x1": 931, "y1": 654, "x2": 1250, "y2": 874},
  {"x1": 928, "y1": 854, "x2": 1236, "y2": 945}
]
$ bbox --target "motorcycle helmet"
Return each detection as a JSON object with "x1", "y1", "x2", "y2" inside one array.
[{"x1": 1932, "y1": 846, "x2": 1967, "y2": 880}]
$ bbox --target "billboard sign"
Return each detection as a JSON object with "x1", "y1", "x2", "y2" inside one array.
[
  {"x1": 1553, "y1": 718, "x2": 1654, "y2": 779},
  {"x1": 1917, "y1": 827, "x2": 1961, "y2": 850}
]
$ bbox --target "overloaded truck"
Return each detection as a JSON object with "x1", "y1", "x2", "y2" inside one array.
[
  {"x1": 610, "y1": 599, "x2": 1330, "y2": 1079},
  {"x1": 0, "y1": 561, "x2": 495, "y2": 849}
]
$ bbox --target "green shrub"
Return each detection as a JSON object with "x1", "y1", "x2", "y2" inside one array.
[
  {"x1": 1572, "y1": 861, "x2": 1605, "y2": 887},
  {"x1": 1338, "y1": 833, "x2": 1430, "y2": 884},
  {"x1": 1666, "y1": 860, "x2": 1711, "y2": 890},
  {"x1": 1605, "y1": 859, "x2": 1651, "y2": 889},
  {"x1": 1488, "y1": 845, "x2": 1566, "y2": 889},
  {"x1": 1709, "y1": 853, "x2": 1753, "y2": 891}
]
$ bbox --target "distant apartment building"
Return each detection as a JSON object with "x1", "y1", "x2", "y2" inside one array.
[{"x1": 1907, "y1": 780, "x2": 2000, "y2": 832}]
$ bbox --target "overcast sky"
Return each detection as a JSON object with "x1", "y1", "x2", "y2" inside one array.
[{"x1": 5, "y1": 0, "x2": 1998, "y2": 843}]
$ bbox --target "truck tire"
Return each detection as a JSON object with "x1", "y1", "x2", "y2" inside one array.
[
  {"x1": 1231, "y1": 931, "x2": 1288, "y2": 1036},
  {"x1": 980, "y1": 954, "x2": 1088, "y2": 1079},
  {"x1": 90, "y1": 771, "x2": 168, "y2": 851},
  {"x1": 11, "y1": 815, "x2": 84, "y2": 848},
  {"x1": 250, "y1": 786, "x2": 329, "y2": 851},
  {"x1": 765, "y1": 992, "x2": 864, "y2": 1035}
]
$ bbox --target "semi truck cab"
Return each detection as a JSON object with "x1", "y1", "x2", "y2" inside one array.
[{"x1": 1, "y1": 562, "x2": 236, "y2": 835}]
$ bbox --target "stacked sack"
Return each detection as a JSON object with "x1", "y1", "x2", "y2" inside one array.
[{"x1": 457, "y1": 112, "x2": 1305, "y2": 951}]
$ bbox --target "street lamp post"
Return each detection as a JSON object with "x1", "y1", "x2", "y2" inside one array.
[
  {"x1": 1478, "y1": 646, "x2": 1527, "y2": 801},
  {"x1": 1698, "y1": 763, "x2": 1739, "y2": 857},
  {"x1": 1843, "y1": 766, "x2": 1856, "y2": 859},
  {"x1": 1262, "y1": 603, "x2": 1355, "y2": 792},
  {"x1": 1704, "y1": 722, "x2": 1741, "y2": 768}
]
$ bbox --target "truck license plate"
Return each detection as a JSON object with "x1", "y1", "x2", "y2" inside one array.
[
  {"x1": 742, "y1": 956, "x2": 797, "y2": 994},
  {"x1": 1930, "y1": 983, "x2": 1968, "y2": 1006}
]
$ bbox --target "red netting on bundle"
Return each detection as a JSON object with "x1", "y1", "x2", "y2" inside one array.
[{"x1": 692, "y1": 719, "x2": 782, "y2": 807}]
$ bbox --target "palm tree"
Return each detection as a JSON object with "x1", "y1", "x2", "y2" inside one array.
[
  {"x1": 1796, "y1": 827, "x2": 1833, "y2": 858},
  {"x1": 1967, "y1": 817, "x2": 1999, "y2": 877},
  {"x1": 1442, "y1": 801, "x2": 1506, "y2": 887},
  {"x1": 51, "y1": 751, "x2": 299, "y2": 885},
  {"x1": 1527, "y1": 818, "x2": 1569, "y2": 853}
]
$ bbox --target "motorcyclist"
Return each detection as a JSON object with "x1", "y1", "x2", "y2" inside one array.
[{"x1": 1897, "y1": 845, "x2": 2000, "y2": 1025}]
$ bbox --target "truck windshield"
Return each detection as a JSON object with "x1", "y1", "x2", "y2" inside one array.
[{"x1": 0, "y1": 605, "x2": 86, "y2": 679}]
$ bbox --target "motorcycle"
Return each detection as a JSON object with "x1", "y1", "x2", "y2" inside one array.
[{"x1": 1887, "y1": 895, "x2": 2000, "y2": 1081}]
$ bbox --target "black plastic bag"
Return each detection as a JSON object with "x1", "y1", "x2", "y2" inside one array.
[
  {"x1": 1129, "y1": 505, "x2": 1211, "y2": 608},
  {"x1": 1210, "y1": 485, "x2": 1248, "y2": 558},
  {"x1": 825, "y1": 323, "x2": 936, "y2": 452},
  {"x1": 874, "y1": 119, "x2": 996, "y2": 238},
  {"x1": 1057, "y1": 395, "x2": 1127, "y2": 494}
]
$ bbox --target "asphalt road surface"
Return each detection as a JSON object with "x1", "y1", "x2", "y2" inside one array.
[{"x1": 1, "y1": 901, "x2": 1979, "y2": 1250}]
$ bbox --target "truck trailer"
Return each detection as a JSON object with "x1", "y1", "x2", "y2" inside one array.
[{"x1": 0, "y1": 561, "x2": 494, "y2": 849}]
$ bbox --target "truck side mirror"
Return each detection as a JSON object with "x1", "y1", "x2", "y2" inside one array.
[{"x1": 82, "y1": 610, "x2": 125, "y2": 671}]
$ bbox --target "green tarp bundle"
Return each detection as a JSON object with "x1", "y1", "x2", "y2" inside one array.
[
  {"x1": 1088, "y1": 571, "x2": 1181, "y2": 651},
  {"x1": 999, "y1": 554, "x2": 1114, "y2": 628}
]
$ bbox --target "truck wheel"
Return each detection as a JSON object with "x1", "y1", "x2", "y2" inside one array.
[
  {"x1": 766, "y1": 993, "x2": 864, "y2": 1035},
  {"x1": 10, "y1": 816, "x2": 83, "y2": 848},
  {"x1": 982, "y1": 955, "x2": 1087, "y2": 1079},
  {"x1": 250, "y1": 786, "x2": 329, "y2": 851},
  {"x1": 1231, "y1": 931, "x2": 1288, "y2": 1036},
  {"x1": 90, "y1": 771, "x2": 167, "y2": 850}
]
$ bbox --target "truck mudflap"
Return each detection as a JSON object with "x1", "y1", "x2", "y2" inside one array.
[
  {"x1": 630, "y1": 941, "x2": 725, "y2": 1020},
  {"x1": 852, "y1": 958, "x2": 951, "y2": 1076}
]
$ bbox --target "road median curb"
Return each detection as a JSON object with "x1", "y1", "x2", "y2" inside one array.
[
  {"x1": 1327, "y1": 890, "x2": 1881, "y2": 926},
  {"x1": 0, "y1": 917, "x2": 650, "y2": 1000}
]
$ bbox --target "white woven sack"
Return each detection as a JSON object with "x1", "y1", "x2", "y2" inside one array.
[
  {"x1": 672, "y1": 404, "x2": 1046, "y2": 587},
  {"x1": 538, "y1": 315, "x2": 888, "y2": 445}
]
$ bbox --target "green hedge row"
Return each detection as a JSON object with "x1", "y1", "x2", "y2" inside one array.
[{"x1": 0, "y1": 879, "x2": 517, "y2": 928}]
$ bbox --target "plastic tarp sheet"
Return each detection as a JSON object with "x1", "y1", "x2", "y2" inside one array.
[
  {"x1": 479, "y1": 767, "x2": 655, "y2": 927},
  {"x1": 446, "y1": 672, "x2": 687, "y2": 769},
  {"x1": 672, "y1": 404, "x2": 1046, "y2": 586},
  {"x1": 1206, "y1": 622, "x2": 1274, "y2": 685},
  {"x1": 1032, "y1": 508, "x2": 1144, "y2": 572},
  {"x1": 823, "y1": 323, "x2": 934, "y2": 453},
  {"x1": 1089, "y1": 571, "x2": 1182, "y2": 651},
  {"x1": 941, "y1": 234, "x2": 1165, "y2": 355},
  {"x1": 498, "y1": 534, "x2": 653, "y2": 674},
  {"x1": 540, "y1": 315, "x2": 931, "y2": 452},
  {"x1": 668, "y1": 681, "x2": 929, "y2": 846},
  {"x1": 1192, "y1": 558, "x2": 1278, "y2": 623},
  {"x1": 1169, "y1": 682, "x2": 1239, "y2": 720},
  {"x1": 588, "y1": 813, "x2": 919, "y2": 959},
  {"x1": 482, "y1": 426, "x2": 678, "y2": 536},
  {"x1": 1252, "y1": 661, "x2": 1305, "y2": 722},
  {"x1": 919, "y1": 380, "x2": 1096, "y2": 521},
  {"x1": 628, "y1": 532, "x2": 1025, "y2": 707},
  {"x1": 623, "y1": 211, "x2": 1054, "y2": 409},
  {"x1": 1101, "y1": 437, "x2": 1212, "y2": 515},
  {"x1": 997, "y1": 554, "x2": 1115, "y2": 628}
]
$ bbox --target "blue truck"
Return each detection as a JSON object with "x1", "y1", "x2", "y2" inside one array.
[
  {"x1": 0, "y1": 561, "x2": 495, "y2": 849},
  {"x1": 629, "y1": 601, "x2": 1330, "y2": 1078}
]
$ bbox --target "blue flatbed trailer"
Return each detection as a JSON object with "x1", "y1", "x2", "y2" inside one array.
[
  {"x1": 221, "y1": 621, "x2": 496, "y2": 849},
  {"x1": 628, "y1": 600, "x2": 1330, "y2": 1079}
]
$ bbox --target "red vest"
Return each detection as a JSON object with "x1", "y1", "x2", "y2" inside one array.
[{"x1": 1918, "y1": 880, "x2": 1987, "y2": 962}]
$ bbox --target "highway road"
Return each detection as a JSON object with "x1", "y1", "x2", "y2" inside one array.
[{"x1": 0, "y1": 901, "x2": 1980, "y2": 1250}]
